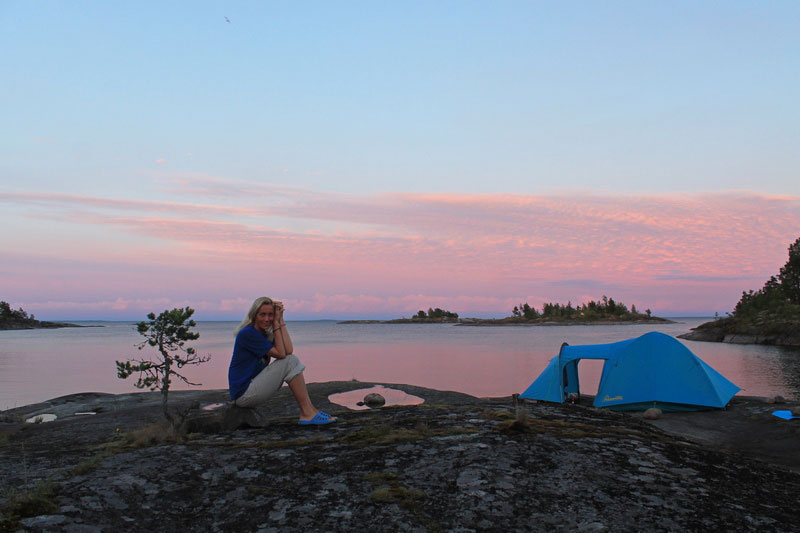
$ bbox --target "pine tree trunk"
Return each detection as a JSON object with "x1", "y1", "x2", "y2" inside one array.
[
  {"x1": 160, "y1": 337, "x2": 173, "y2": 424},
  {"x1": 161, "y1": 384, "x2": 172, "y2": 424}
]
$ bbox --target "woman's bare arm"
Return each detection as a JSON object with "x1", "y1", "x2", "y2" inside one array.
[
  {"x1": 274, "y1": 301, "x2": 293, "y2": 355},
  {"x1": 267, "y1": 312, "x2": 287, "y2": 359},
  {"x1": 268, "y1": 328, "x2": 288, "y2": 358}
]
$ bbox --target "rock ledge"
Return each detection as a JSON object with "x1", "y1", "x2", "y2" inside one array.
[{"x1": 2, "y1": 382, "x2": 799, "y2": 531}]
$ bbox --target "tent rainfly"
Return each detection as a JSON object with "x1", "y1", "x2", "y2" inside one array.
[{"x1": 520, "y1": 331, "x2": 740, "y2": 411}]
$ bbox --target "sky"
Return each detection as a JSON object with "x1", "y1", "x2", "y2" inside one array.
[{"x1": 1, "y1": 1, "x2": 799, "y2": 320}]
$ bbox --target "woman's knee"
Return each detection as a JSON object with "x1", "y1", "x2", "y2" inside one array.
[
  {"x1": 284, "y1": 354, "x2": 306, "y2": 382},
  {"x1": 285, "y1": 353, "x2": 301, "y2": 365}
]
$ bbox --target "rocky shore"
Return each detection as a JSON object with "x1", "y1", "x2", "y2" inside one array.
[
  {"x1": 2, "y1": 382, "x2": 800, "y2": 532},
  {"x1": 338, "y1": 318, "x2": 674, "y2": 326},
  {"x1": 679, "y1": 326, "x2": 800, "y2": 347},
  {"x1": 455, "y1": 318, "x2": 674, "y2": 326},
  {"x1": 0, "y1": 320, "x2": 83, "y2": 331}
]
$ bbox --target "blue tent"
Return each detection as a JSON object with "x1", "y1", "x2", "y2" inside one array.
[{"x1": 520, "y1": 331, "x2": 740, "y2": 411}]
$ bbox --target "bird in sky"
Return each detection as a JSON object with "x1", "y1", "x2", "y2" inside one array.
[{"x1": 225, "y1": 16, "x2": 231, "y2": 23}]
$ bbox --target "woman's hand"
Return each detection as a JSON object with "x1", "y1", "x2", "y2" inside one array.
[{"x1": 274, "y1": 301, "x2": 285, "y2": 324}]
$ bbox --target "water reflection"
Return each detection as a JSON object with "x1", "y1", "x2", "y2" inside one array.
[
  {"x1": 775, "y1": 346, "x2": 800, "y2": 395},
  {"x1": 25, "y1": 413, "x2": 57, "y2": 423},
  {"x1": 683, "y1": 341, "x2": 800, "y2": 398},
  {"x1": 328, "y1": 385, "x2": 425, "y2": 410},
  {"x1": 3, "y1": 319, "x2": 800, "y2": 409}
]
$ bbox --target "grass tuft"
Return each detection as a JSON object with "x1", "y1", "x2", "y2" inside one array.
[
  {"x1": 365, "y1": 470, "x2": 426, "y2": 508},
  {"x1": 0, "y1": 481, "x2": 59, "y2": 530},
  {"x1": 245, "y1": 485, "x2": 271, "y2": 496},
  {"x1": 343, "y1": 421, "x2": 475, "y2": 447},
  {"x1": 72, "y1": 453, "x2": 110, "y2": 476},
  {"x1": 0, "y1": 413, "x2": 24, "y2": 424},
  {"x1": 363, "y1": 471, "x2": 398, "y2": 484},
  {"x1": 99, "y1": 419, "x2": 194, "y2": 452},
  {"x1": 371, "y1": 485, "x2": 426, "y2": 506},
  {"x1": 482, "y1": 409, "x2": 515, "y2": 421}
]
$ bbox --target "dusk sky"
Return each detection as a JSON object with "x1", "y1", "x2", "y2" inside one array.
[{"x1": 2, "y1": 1, "x2": 799, "y2": 320}]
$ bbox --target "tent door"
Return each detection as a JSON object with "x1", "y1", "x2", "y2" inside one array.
[{"x1": 562, "y1": 360, "x2": 580, "y2": 399}]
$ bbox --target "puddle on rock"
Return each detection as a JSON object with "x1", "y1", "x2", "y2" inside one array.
[
  {"x1": 328, "y1": 385, "x2": 424, "y2": 411},
  {"x1": 201, "y1": 403, "x2": 225, "y2": 411},
  {"x1": 25, "y1": 413, "x2": 58, "y2": 424}
]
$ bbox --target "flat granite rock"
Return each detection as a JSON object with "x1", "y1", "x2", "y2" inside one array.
[{"x1": 1, "y1": 382, "x2": 800, "y2": 532}]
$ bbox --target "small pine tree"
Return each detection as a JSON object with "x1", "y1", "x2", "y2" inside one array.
[
  {"x1": 116, "y1": 307, "x2": 209, "y2": 423},
  {"x1": 522, "y1": 303, "x2": 538, "y2": 320}
]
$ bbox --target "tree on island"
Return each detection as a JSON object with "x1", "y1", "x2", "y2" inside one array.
[
  {"x1": 415, "y1": 308, "x2": 459, "y2": 320},
  {"x1": 509, "y1": 296, "x2": 652, "y2": 322},
  {"x1": 116, "y1": 307, "x2": 210, "y2": 423},
  {"x1": 512, "y1": 303, "x2": 539, "y2": 319},
  {"x1": 729, "y1": 237, "x2": 800, "y2": 323},
  {"x1": 0, "y1": 301, "x2": 80, "y2": 329},
  {"x1": 0, "y1": 301, "x2": 35, "y2": 323},
  {"x1": 684, "y1": 237, "x2": 800, "y2": 345},
  {"x1": 778, "y1": 237, "x2": 800, "y2": 304}
]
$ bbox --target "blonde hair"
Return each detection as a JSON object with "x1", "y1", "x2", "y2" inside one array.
[{"x1": 235, "y1": 296, "x2": 275, "y2": 342}]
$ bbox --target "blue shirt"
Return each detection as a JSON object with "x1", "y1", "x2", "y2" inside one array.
[{"x1": 228, "y1": 325, "x2": 274, "y2": 401}]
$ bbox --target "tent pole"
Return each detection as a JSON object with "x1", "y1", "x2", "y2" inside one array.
[{"x1": 558, "y1": 342, "x2": 568, "y2": 403}]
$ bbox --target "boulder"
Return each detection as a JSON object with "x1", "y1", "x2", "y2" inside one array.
[
  {"x1": 643, "y1": 408, "x2": 662, "y2": 420},
  {"x1": 221, "y1": 404, "x2": 267, "y2": 431},
  {"x1": 364, "y1": 393, "x2": 386, "y2": 408}
]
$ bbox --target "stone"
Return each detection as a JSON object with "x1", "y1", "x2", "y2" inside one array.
[
  {"x1": 181, "y1": 410, "x2": 223, "y2": 434},
  {"x1": 643, "y1": 408, "x2": 662, "y2": 420},
  {"x1": 20, "y1": 515, "x2": 67, "y2": 528},
  {"x1": 221, "y1": 404, "x2": 267, "y2": 431},
  {"x1": 363, "y1": 393, "x2": 386, "y2": 408}
]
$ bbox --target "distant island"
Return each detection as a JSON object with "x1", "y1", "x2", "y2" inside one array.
[
  {"x1": 339, "y1": 298, "x2": 672, "y2": 325},
  {"x1": 680, "y1": 237, "x2": 800, "y2": 346},
  {"x1": 0, "y1": 301, "x2": 82, "y2": 330},
  {"x1": 339, "y1": 307, "x2": 461, "y2": 324}
]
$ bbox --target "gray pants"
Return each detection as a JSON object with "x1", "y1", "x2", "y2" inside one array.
[{"x1": 234, "y1": 354, "x2": 306, "y2": 408}]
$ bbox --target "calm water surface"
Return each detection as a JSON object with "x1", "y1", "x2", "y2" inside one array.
[{"x1": 2, "y1": 318, "x2": 799, "y2": 410}]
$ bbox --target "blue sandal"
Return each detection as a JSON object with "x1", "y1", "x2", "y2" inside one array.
[{"x1": 299, "y1": 411, "x2": 336, "y2": 425}]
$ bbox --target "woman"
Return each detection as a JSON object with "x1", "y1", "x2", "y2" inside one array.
[{"x1": 228, "y1": 297, "x2": 336, "y2": 425}]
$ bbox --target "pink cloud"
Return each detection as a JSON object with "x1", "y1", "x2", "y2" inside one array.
[
  {"x1": 2, "y1": 186, "x2": 798, "y2": 318},
  {"x1": 0, "y1": 191, "x2": 258, "y2": 217}
]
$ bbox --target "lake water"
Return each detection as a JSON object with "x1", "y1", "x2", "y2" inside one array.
[{"x1": 2, "y1": 318, "x2": 799, "y2": 410}]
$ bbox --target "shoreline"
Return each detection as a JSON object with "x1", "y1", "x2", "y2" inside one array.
[
  {"x1": 455, "y1": 318, "x2": 675, "y2": 326},
  {"x1": 0, "y1": 321, "x2": 87, "y2": 331},
  {"x1": 679, "y1": 327, "x2": 800, "y2": 347},
  {"x1": 338, "y1": 318, "x2": 676, "y2": 326}
]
